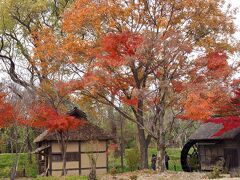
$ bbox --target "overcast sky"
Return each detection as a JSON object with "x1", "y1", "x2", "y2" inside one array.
[{"x1": 229, "y1": 0, "x2": 240, "y2": 38}]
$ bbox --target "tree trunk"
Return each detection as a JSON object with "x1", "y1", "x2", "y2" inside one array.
[
  {"x1": 120, "y1": 116, "x2": 124, "y2": 172},
  {"x1": 88, "y1": 157, "x2": 97, "y2": 180},
  {"x1": 137, "y1": 126, "x2": 148, "y2": 169},
  {"x1": 156, "y1": 91, "x2": 167, "y2": 172},
  {"x1": 135, "y1": 97, "x2": 149, "y2": 169},
  {"x1": 60, "y1": 132, "x2": 67, "y2": 176},
  {"x1": 10, "y1": 127, "x2": 19, "y2": 180},
  {"x1": 108, "y1": 95, "x2": 117, "y2": 142},
  {"x1": 10, "y1": 153, "x2": 19, "y2": 180},
  {"x1": 26, "y1": 127, "x2": 33, "y2": 164},
  {"x1": 156, "y1": 123, "x2": 166, "y2": 172},
  {"x1": 10, "y1": 128, "x2": 14, "y2": 153},
  {"x1": 61, "y1": 149, "x2": 67, "y2": 176}
]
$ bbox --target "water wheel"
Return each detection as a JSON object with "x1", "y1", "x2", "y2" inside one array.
[{"x1": 181, "y1": 140, "x2": 201, "y2": 172}]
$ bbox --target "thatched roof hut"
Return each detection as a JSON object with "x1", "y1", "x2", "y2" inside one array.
[{"x1": 33, "y1": 107, "x2": 113, "y2": 176}]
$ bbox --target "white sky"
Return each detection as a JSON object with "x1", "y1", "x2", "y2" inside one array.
[{"x1": 229, "y1": 0, "x2": 240, "y2": 39}]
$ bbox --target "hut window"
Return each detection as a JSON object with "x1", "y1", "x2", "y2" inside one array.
[
  {"x1": 52, "y1": 154, "x2": 62, "y2": 162},
  {"x1": 66, "y1": 152, "x2": 79, "y2": 161},
  {"x1": 52, "y1": 153, "x2": 79, "y2": 162}
]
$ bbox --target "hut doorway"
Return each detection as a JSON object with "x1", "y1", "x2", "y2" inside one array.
[{"x1": 224, "y1": 148, "x2": 238, "y2": 170}]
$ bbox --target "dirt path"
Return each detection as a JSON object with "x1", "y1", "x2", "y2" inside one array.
[{"x1": 100, "y1": 170, "x2": 208, "y2": 180}]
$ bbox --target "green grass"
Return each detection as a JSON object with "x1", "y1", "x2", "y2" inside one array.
[
  {"x1": 0, "y1": 148, "x2": 182, "y2": 178},
  {"x1": 149, "y1": 148, "x2": 182, "y2": 171},
  {"x1": 0, "y1": 153, "x2": 38, "y2": 178},
  {"x1": 109, "y1": 148, "x2": 182, "y2": 173}
]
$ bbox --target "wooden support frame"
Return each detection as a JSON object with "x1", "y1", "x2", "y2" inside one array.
[
  {"x1": 36, "y1": 140, "x2": 110, "y2": 176},
  {"x1": 49, "y1": 141, "x2": 52, "y2": 176},
  {"x1": 106, "y1": 140, "x2": 109, "y2": 172},
  {"x1": 79, "y1": 141, "x2": 81, "y2": 175}
]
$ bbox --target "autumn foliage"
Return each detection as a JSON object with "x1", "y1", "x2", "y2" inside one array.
[
  {"x1": 0, "y1": 93, "x2": 14, "y2": 128},
  {"x1": 205, "y1": 88, "x2": 240, "y2": 136},
  {"x1": 98, "y1": 32, "x2": 143, "y2": 67},
  {"x1": 180, "y1": 86, "x2": 230, "y2": 121},
  {"x1": 25, "y1": 104, "x2": 85, "y2": 132},
  {"x1": 19, "y1": 0, "x2": 237, "y2": 170}
]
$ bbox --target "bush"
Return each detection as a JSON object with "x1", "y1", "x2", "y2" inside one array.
[
  {"x1": 110, "y1": 167, "x2": 117, "y2": 175},
  {"x1": 125, "y1": 149, "x2": 140, "y2": 171},
  {"x1": 230, "y1": 168, "x2": 240, "y2": 178},
  {"x1": 208, "y1": 159, "x2": 224, "y2": 179},
  {"x1": 129, "y1": 175, "x2": 138, "y2": 180}
]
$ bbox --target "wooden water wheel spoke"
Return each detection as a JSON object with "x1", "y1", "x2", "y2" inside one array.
[{"x1": 181, "y1": 140, "x2": 201, "y2": 172}]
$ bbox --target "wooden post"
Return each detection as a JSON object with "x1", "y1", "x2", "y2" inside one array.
[
  {"x1": 120, "y1": 115, "x2": 124, "y2": 172},
  {"x1": 79, "y1": 141, "x2": 81, "y2": 175},
  {"x1": 106, "y1": 141, "x2": 109, "y2": 173},
  {"x1": 49, "y1": 142, "x2": 52, "y2": 176}
]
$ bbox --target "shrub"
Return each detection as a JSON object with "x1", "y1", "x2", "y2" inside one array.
[
  {"x1": 208, "y1": 159, "x2": 224, "y2": 179},
  {"x1": 125, "y1": 149, "x2": 140, "y2": 171},
  {"x1": 110, "y1": 167, "x2": 117, "y2": 175},
  {"x1": 129, "y1": 175, "x2": 138, "y2": 180},
  {"x1": 230, "y1": 168, "x2": 240, "y2": 178}
]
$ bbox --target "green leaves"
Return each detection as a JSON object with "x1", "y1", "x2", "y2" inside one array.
[{"x1": 0, "y1": 0, "x2": 49, "y2": 32}]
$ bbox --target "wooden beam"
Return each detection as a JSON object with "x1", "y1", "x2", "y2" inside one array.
[
  {"x1": 81, "y1": 167, "x2": 107, "y2": 170},
  {"x1": 81, "y1": 151, "x2": 106, "y2": 154},
  {"x1": 37, "y1": 142, "x2": 41, "y2": 175},
  {"x1": 52, "y1": 168, "x2": 80, "y2": 171},
  {"x1": 49, "y1": 141, "x2": 52, "y2": 176},
  {"x1": 51, "y1": 167, "x2": 108, "y2": 171},
  {"x1": 106, "y1": 140, "x2": 109, "y2": 173},
  {"x1": 79, "y1": 141, "x2": 81, "y2": 175}
]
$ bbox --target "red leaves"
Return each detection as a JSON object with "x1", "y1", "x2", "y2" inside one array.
[
  {"x1": 179, "y1": 86, "x2": 229, "y2": 121},
  {"x1": 206, "y1": 52, "x2": 231, "y2": 79},
  {"x1": 203, "y1": 88, "x2": 240, "y2": 137},
  {"x1": 0, "y1": 93, "x2": 15, "y2": 128},
  {"x1": 26, "y1": 104, "x2": 85, "y2": 132},
  {"x1": 206, "y1": 116, "x2": 240, "y2": 137},
  {"x1": 120, "y1": 96, "x2": 138, "y2": 106},
  {"x1": 171, "y1": 80, "x2": 185, "y2": 93},
  {"x1": 98, "y1": 32, "x2": 143, "y2": 67},
  {"x1": 192, "y1": 52, "x2": 231, "y2": 81},
  {"x1": 207, "y1": 52, "x2": 228, "y2": 70}
]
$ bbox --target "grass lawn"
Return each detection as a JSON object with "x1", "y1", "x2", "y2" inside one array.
[
  {"x1": 109, "y1": 147, "x2": 182, "y2": 173},
  {"x1": 0, "y1": 148, "x2": 182, "y2": 178},
  {"x1": 149, "y1": 148, "x2": 182, "y2": 171},
  {"x1": 0, "y1": 153, "x2": 38, "y2": 178}
]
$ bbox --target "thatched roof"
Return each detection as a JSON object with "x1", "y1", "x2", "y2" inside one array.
[
  {"x1": 33, "y1": 107, "x2": 113, "y2": 143},
  {"x1": 190, "y1": 122, "x2": 240, "y2": 140},
  {"x1": 67, "y1": 107, "x2": 87, "y2": 119}
]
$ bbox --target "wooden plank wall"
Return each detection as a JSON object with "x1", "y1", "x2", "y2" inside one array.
[{"x1": 49, "y1": 140, "x2": 108, "y2": 176}]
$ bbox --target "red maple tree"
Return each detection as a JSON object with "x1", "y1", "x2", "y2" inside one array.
[
  {"x1": 206, "y1": 88, "x2": 240, "y2": 136},
  {"x1": 25, "y1": 104, "x2": 85, "y2": 176},
  {"x1": 0, "y1": 93, "x2": 15, "y2": 128},
  {"x1": 28, "y1": 104, "x2": 85, "y2": 131}
]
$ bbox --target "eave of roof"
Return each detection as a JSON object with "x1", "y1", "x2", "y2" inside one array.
[
  {"x1": 189, "y1": 122, "x2": 240, "y2": 140},
  {"x1": 33, "y1": 107, "x2": 113, "y2": 143},
  {"x1": 32, "y1": 145, "x2": 50, "y2": 154}
]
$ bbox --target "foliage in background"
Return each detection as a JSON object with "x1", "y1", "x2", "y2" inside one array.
[
  {"x1": 0, "y1": 153, "x2": 37, "y2": 178},
  {"x1": 125, "y1": 149, "x2": 140, "y2": 171}
]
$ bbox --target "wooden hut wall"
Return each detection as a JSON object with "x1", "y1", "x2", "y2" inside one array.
[
  {"x1": 49, "y1": 140, "x2": 108, "y2": 176},
  {"x1": 199, "y1": 143, "x2": 224, "y2": 170},
  {"x1": 199, "y1": 140, "x2": 240, "y2": 171},
  {"x1": 222, "y1": 140, "x2": 240, "y2": 169},
  {"x1": 80, "y1": 141, "x2": 107, "y2": 176}
]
